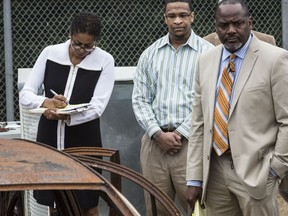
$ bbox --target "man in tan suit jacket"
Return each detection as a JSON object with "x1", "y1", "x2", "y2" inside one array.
[
  {"x1": 203, "y1": 6, "x2": 288, "y2": 205},
  {"x1": 204, "y1": 30, "x2": 276, "y2": 46},
  {"x1": 186, "y1": 0, "x2": 288, "y2": 215}
]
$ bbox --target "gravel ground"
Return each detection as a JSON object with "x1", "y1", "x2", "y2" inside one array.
[{"x1": 278, "y1": 193, "x2": 288, "y2": 216}]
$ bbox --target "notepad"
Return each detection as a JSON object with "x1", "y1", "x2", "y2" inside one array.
[
  {"x1": 191, "y1": 200, "x2": 205, "y2": 216},
  {"x1": 29, "y1": 103, "x2": 91, "y2": 114}
]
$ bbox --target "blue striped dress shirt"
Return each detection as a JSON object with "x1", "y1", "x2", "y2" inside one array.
[{"x1": 216, "y1": 34, "x2": 252, "y2": 102}]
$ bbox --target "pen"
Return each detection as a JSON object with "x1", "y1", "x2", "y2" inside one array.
[{"x1": 50, "y1": 89, "x2": 69, "y2": 105}]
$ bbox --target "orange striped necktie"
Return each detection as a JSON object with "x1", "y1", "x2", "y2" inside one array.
[{"x1": 213, "y1": 54, "x2": 236, "y2": 156}]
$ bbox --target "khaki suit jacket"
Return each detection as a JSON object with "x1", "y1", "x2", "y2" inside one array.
[
  {"x1": 204, "y1": 31, "x2": 276, "y2": 46},
  {"x1": 186, "y1": 36, "x2": 288, "y2": 200}
]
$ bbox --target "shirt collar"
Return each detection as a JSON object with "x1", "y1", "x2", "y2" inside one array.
[
  {"x1": 222, "y1": 33, "x2": 253, "y2": 61},
  {"x1": 158, "y1": 29, "x2": 198, "y2": 51}
]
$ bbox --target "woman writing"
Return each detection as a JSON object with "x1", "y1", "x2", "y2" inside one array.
[{"x1": 20, "y1": 11, "x2": 115, "y2": 216}]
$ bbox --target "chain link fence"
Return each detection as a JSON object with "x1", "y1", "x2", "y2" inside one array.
[{"x1": 0, "y1": 0, "x2": 283, "y2": 121}]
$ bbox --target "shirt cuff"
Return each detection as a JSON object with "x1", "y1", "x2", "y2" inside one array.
[
  {"x1": 270, "y1": 167, "x2": 279, "y2": 177},
  {"x1": 147, "y1": 124, "x2": 162, "y2": 138},
  {"x1": 187, "y1": 180, "x2": 202, "y2": 187},
  {"x1": 65, "y1": 115, "x2": 71, "y2": 126},
  {"x1": 176, "y1": 124, "x2": 189, "y2": 139}
]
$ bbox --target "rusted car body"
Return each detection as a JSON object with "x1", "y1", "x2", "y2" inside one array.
[{"x1": 0, "y1": 138, "x2": 181, "y2": 215}]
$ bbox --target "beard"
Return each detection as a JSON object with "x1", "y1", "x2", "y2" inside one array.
[{"x1": 224, "y1": 42, "x2": 243, "y2": 53}]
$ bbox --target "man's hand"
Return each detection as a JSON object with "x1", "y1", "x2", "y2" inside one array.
[
  {"x1": 153, "y1": 131, "x2": 182, "y2": 155},
  {"x1": 186, "y1": 186, "x2": 202, "y2": 210}
]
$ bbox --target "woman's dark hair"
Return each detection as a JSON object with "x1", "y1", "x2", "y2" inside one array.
[{"x1": 70, "y1": 12, "x2": 102, "y2": 41}]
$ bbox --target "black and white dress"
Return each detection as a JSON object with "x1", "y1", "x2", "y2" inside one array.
[{"x1": 20, "y1": 40, "x2": 115, "y2": 208}]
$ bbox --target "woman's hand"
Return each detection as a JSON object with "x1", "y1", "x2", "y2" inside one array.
[
  {"x1": 41, "y1": 95, "x2": 68, "y2": 109},
  {"x1": 43, "y1": 109, "x2": 70, "y2": 121}
]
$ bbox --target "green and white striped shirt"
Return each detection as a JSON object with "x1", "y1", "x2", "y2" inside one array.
[{"x1": 132, "y1": 30, "x2": 213, "y2": 138}]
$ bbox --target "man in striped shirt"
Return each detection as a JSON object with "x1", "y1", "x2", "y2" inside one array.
[{"x1": 132, "y1": 0, "x2": 213, "y2": 215}]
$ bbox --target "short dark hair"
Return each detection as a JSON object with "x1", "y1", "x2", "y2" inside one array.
[
  {"x1": 216, "y1": 0, "x2": 250, "y2": 17},
  {"x1": 164, "y1": 0, "x2": 193, "y2": 13},
  {"x1": 70, "y1": 12, "x2": 102, "y2": 41}
]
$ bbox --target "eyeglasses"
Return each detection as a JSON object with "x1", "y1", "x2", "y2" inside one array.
[
  {"x1": 165, "y1": 12, "x2": 192, "y2": 21},
  {"x1": 70, "y1": 39, "x2": 96, "y2": 52}
]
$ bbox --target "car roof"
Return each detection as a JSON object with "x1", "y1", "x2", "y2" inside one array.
[{"x1": 0, "y1": 138, "x2": 104, "y2": 191}]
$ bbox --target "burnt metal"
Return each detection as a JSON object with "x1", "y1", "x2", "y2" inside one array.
[
  {"x1": 0, "y1": 138, "x2": 138, "y2": 215},
  {"x1": 64, "y1": 146, "x2": 121, "y2": 192},
  {"x1": 0, "y1": 138, "x2": 181, "y2": 215},
  {"x1": 0, "y1": 191, "x2": 25, "y2": 216},
  {"x1": 64, "y1": 147, "x2": 121, "y2": 216},
  {"x1": 65, "y1": 148, "x2": 182, "y2": 216}
]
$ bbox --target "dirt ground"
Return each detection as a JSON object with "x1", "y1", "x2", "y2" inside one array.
[{"x1": 278, "y1": 193, "x2": 288, "y2": 216}]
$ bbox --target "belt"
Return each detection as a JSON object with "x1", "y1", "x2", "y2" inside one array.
[{"x1": 161, "y1": 127, "x2": 176, "y2": 132}]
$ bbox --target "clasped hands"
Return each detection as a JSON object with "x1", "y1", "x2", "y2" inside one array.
[
  {"x1": 41, "y1": 94, "x2": 70, "y2": 121},
  {"x1": 153, "y1": 130, "x2": 182, "y2": 155}
]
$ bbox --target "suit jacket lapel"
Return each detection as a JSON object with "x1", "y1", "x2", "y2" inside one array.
[
  {"x1": 229, "y1": 38, "x2": 259, "y2": 117},
  {"x1": 209, "y1": 46, "x2": 223, "y2": 129}
]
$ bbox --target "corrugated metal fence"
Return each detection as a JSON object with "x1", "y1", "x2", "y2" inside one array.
[{"x1": 1, "y1": 0, "x2": 287, "y2": 121}]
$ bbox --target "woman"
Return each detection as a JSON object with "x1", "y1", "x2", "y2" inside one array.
[{"x1": 20, "y1": 12, "x2": 115, "y2": 216}]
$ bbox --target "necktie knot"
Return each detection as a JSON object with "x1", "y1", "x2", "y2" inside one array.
[
  {"x1": 229, "y1": 54, "x2": 236, "y2": 73},
  {"x1": 230, "y1": 54, "x2": 236, "y2": 60}
]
